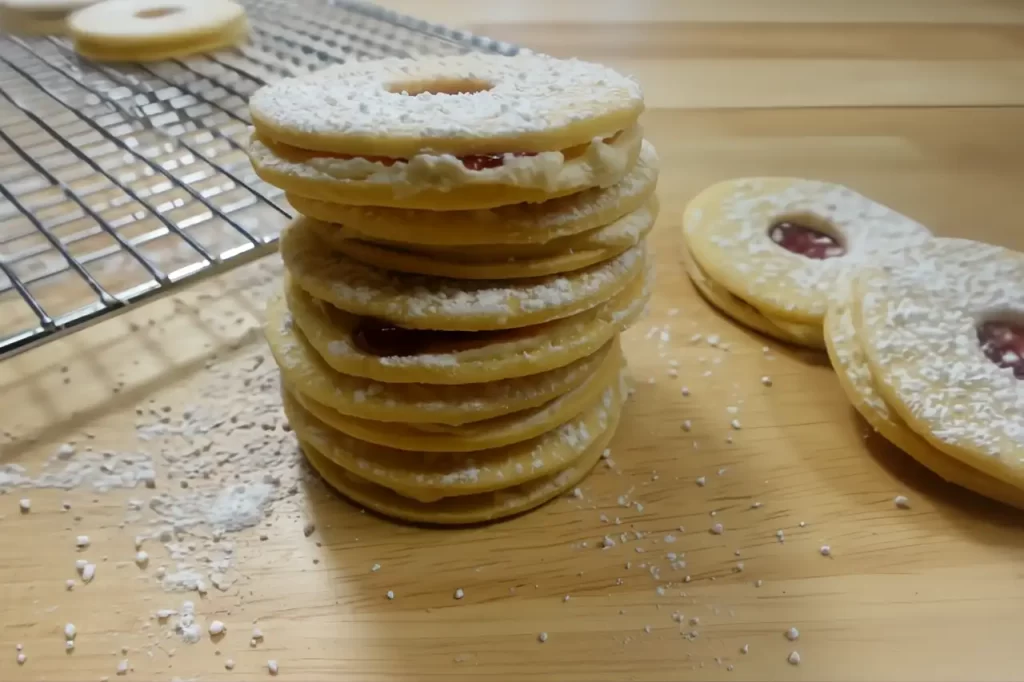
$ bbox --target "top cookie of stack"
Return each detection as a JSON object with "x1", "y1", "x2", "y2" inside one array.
[
  {"x1": 248, "y1": 53, "x2": 657, "y2": 524},
  {"x1": 248, "y1": 52, "x2": 645, "y2": 210}
]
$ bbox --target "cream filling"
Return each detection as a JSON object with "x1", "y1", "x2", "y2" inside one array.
[{"x1": 249, "y1": 124, "x2": 643, "y2": 197}]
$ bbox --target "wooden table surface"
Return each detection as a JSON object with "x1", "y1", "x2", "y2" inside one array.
[{"x1": 3, "y1": 1, "x2": 1024, "y2": 680}]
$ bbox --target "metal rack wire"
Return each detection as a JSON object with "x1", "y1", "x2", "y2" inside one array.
[{"x1": 0, "y1": 0, "x2": 518, "y2": 358}]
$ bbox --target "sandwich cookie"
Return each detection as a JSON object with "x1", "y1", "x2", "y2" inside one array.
[
  {"x1": 284, "y1": 268, "x2": 649, "y2": 384},
  {"x1": 248, "y1": 53, "x2": 644, "y2": 210},
  {"x1": 826, "y1": 286, "x2": 1024, "y2": 510},
  {"x1": 854, "y1": 238, "x2": 1024, "y2": 486},
  {"x1": 264, "y1": 295, "x2": 616, "y2": 425},
  {"x1": 68, "y1": 0, "x2": 247, "y2": 62},
  {"x1": 286, "y1": 338, "x2": 624, "y2": 453},
  {"x1": 280, "y1": 217, "x2": 647, "y2": 332},
  {"x1": 284, "y1": 370, "x2": 623, "y2": 503},
  {"x1": 683, "y1": 177, "x2": 932, "y2": 326},
  {"x1": 301, "y1": 197, "x2": 657, "y2": 280}
]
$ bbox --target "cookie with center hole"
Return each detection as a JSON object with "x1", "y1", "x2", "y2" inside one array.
[
  {"x1": 279, "y1": 217, "x2": 648, "y2": 332},
  {"x1": 854, "y1": 238, "x2": 1024, "y2": 485},
  {"x1": 297, "y1": 374, "x2": 624, "y2": 525},
  {"x1": 283, "y1": 266, "x2": 649, "y2": 385},
  {"x1": 286, "y1": 338, "x2": 624, "y2": 453},
  {"x1": 286, "y1": 141, "x2": 659, "y2": 247},
  {"x1": 264, "y1": 294, "x2": 616, "y2": 425},
  {"x1": 68, "y1": 0, "x2": 247, "y2": 62},
  {"x1": 247, "y1": 53, "x2": 645, "y2": 209},
  {"x1": 683, "y1": 177, "x2": 932, "y2": 326},
  {"x1": 825, "y1": 282, "x2": 1024, "y2": 510},
  {"x1": 301, "y1": 197, "x2": 657, "y2": 280},
  {"x1": 284, "y1": 367, "x2": 623, "y2": 503}
]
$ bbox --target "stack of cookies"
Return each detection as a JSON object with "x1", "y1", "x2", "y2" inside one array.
[{"x1": 247, "y1": 53, "x2": 657, "y2": 523}]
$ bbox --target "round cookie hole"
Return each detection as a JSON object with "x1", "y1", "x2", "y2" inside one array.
[
  {"x1": 768, "y1": 217, "x2": 846, "y2": 260},
  {"x1": 976, "y1": 319, "x2": 1024, "y2": 379},
  {"x1": 135, "y1": 6, "x2": 182, "y2": 18},
  {"x1": 389, "y1": 78, "x2": 494, "y2": 97}
]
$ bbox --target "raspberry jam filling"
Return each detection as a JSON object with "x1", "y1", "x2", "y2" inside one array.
[
  {"x1": 352, "y1": 318, "x2": 476, "y2": 357},
  {"x1": 769, "y1": 222, "x2": 846, "y2": 260},
  {"x1": 263, "y1": 132, "x2": 620, "y2": 170},
  {"x1": 977, "y1": 321, "x2": 1024, "y2": 379}
]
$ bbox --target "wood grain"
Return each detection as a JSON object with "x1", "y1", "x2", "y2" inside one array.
[{"x1": 3, "y1": 1, "x2": 1024, "y2": 681}]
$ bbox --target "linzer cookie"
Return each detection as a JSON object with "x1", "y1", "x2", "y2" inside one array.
[
  {"x1": 683, "y1": 178, "x2": 932, "y2": 329},
  {"x1": 289, "y1": 341, "x2": 624, "y2": 453},
  {"x1": 283, "y1": 371, "x2": 624, "y2": 503},
  {"x1": 287, "y1": 141, "x2": 658, "y2": 248},
  {"x1": 302, "y1": 198, "x2": 657, "y2": 280},
  {"x1": 248, "y1": 53, "x2": 645, "y2": 210},
  {"x1": 825, "y1": 282, "x2": 1024, "y2": 510},
  {"x1": 853, "y1": 238, "x2": 1024, "y2": 487},
  {"x1": 264, "y1": 295, "x2": 616, "y2": 425},
  {"x1": 280, "y1": 218, "x2": 647, "y2": 332},
  {"x1": 284, "y1": 270, "x2": 649, "y2": 385},
  {"x1": 68, "y1": 0, "x2": 247, "y2": 62}
]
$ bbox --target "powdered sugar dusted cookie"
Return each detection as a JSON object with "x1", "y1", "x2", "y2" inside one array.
[
  {"x1": 298, "y1": 384, "x2": 621, "y2": 525},
  {"x1": 248, "y1": 124, "x2": 642, "y2": 211},
  {"x1": 288, "y1": 339, "x2": 623, "y2": 453},
  {"x1": 680, "y1": 241, "x2": 823, "y2": 349},
  {"x1": 68, "y1": 0, "x2": 246, "y2": 62},
  {"x1": 684, "y1": 178, "x2": 932, "y2": 325},
  {"x1": 825, "y1": 287, "x2": 1024, "y2": 510},
  {"x1": 0, "y1": 0, "x2": 95, "y2": 35},
  {"x1": 284, "y1": 369, "x2": 623, "y2": 503},
  {"x1": 302, "y1": 198, "x2": 657, "y2": 280},
  {"x1": 247, "y1": 53, "x2": 644, "y2": 210},
  {"x1": 264, "y1": 294, "x2": 615, "y2": 425},
  {"x1": 854, "y1": 238, "x2": 1024, "y2": 484},
  {"x1": 280, "y1": 218, "x2": 647, "y2": 331},
  {"x1": 284, "y1": 268, "x2": 649, "y2": 384},
  {"x1": 250, "y1": 53, "x2": 643, "y2": 158},
  {"x1": 288, "y1": 141, "x2": 658, "y2": 246}
]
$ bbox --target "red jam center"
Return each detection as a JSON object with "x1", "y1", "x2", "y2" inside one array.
[
  {"x1": 769, "y1": 222, "x2": 846, "y2": 260},
  {"x1": 328, "y1": 151, "x2": 536, "y2": 171},
  {"x1": 352, "y1": 318, "x2": 476, "y2": 357},
  {"x1": 977, "y1": 321, "x2": 1024, "y2": 379}
]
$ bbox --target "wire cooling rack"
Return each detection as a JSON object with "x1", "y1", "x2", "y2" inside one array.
[{"x1": 0, "y1": 0, "x2": 518, "y2": 359}]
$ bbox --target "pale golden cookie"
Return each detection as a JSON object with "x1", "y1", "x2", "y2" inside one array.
[
  {"x1": 68, "y1": 0, "x2": 247, "y2": 62},
  {"x1": 684, "y1": 177, "x2": 932, "y2": 325},
  {"x1": 264, "y1": 294, "x2": 615, "y2": 425},
  {"x1": 0, "y1": 0, "x2": 95, "y2": 35},
  {"x1": 680, "y1": 241, "x2": 823, "y2": 349},
  {"x1": 280, "y1": 218, "x2": 647, "y2": 332},
  {"x1": 284, "y1": 369, "x2": 623, "y2": 503},
  {"x1": 826, "y1": 296, "x2": 1024, "y2": 510},
  {"x1": 249, "y1": 53, "x2": 644, "y2": 158},
  {"x1": 248, "y1": 125, "x2": 643, "y2": 211},
  {"x1": 854, "y1": 238, "x2": 1024, "y2": 486},
  {"x1": 285, "y1": 266, "x2": 649, "y2": 384},
  {"x1": 302, "y1": 198, "x2": 657, "y2": 280},
  {"x1": 287, "y1": 338, "x2": 623, "y2": 452},
  {"x1": 286, "y1": 141, "x2": 658, "y2": 247}
]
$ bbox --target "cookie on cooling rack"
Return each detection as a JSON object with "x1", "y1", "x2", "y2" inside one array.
[
  {"x1": 682, "y1": 178, "x2": 933, "y2": 337},
  {"x1": 68, "y1": 0, "x2": 247, "y2": 62},
  {"x1": 0, "y1": 0, "x2": 96, "y2": 35},
  {"x1": 247, "y1": 52, "x2": 645, "y2": 210},
  {"x1": 853, "y1": 237, "x2": 1024, "y2": 488}
]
